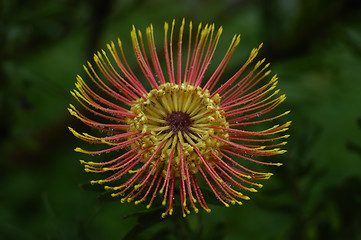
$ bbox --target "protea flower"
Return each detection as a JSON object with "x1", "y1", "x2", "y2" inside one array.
[{"x1": 68, "y1": 19, "x2": 290, "y2": 218}]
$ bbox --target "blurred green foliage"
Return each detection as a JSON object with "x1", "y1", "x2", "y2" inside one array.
[{"x1": 1, "y1": 0, "x2": 361, "y2": 239}]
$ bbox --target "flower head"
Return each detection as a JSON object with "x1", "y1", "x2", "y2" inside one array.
[{"x1": 69, "y1": 19, "x2": 290, "y2": 217}]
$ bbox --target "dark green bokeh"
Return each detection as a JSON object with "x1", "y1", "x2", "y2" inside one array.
[{"x1": 1, "y1": 0, "x2": 361, "y2": 239}]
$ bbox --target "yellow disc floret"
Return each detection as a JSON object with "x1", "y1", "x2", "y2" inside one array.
[{"x1": 126, "y1": 83, "x2": 229, "y2": 177}]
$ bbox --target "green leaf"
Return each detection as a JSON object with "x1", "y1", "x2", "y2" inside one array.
[
  {"x1": 97, "y1": 190, "x2": 120, "y2": 202},
  {"x1": 78, "y1": 182, "x2": 105, "y2": 192},
  {"x1": 122, "y1": 207, "x2": 166, "y2": 240}
]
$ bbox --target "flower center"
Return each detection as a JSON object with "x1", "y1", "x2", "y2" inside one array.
[
  {"x1": 127, "y1": 83, "x2": 229, "y2": 177},
  {"x1": 165, "y1": 111, "x2": 192, "y2": 133}
]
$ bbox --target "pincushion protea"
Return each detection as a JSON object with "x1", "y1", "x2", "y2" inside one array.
[{"x1": 68, "y1": 19, "x2": 290, "y2": 218}]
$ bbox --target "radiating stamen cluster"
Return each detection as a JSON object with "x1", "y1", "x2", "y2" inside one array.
[
  {"x1": 68, "y1": 18, "x2": 290, "y2": 218},
  {"x1": 127, "y1": 82, "x2": 229, "y2": 177}
]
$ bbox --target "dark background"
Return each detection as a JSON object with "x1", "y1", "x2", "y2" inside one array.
[{"x1": 1, "y1": 0, "x2": 361, "y2": 239}]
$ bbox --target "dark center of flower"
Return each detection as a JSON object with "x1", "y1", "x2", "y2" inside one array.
[{"x1": 165, "y1": 111, "x2": 192, "y2": 133}]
